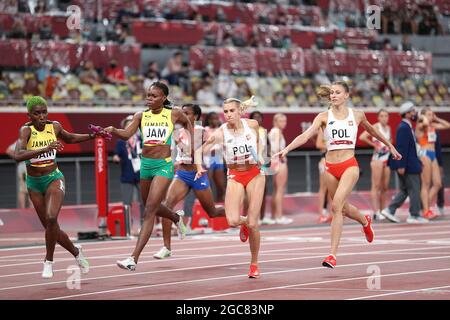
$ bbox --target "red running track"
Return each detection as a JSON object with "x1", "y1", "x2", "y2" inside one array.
[{"x1": 1, "y1": 217, "x2": 450, "y2": 300}]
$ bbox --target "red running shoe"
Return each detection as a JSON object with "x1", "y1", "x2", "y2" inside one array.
[
  {"x1": 318, "y1": 214, "x2": 333, "y2": 224},
  {"x1": 362, "y1": 215, "x2": 374, "y2": 243},
  {"x1": 423, "y1": 209, "x2": 438, "y2": 220},
  {"x1": 240, "y1": 224, "x2": 249, "y2": 242},
  {"x1": 248, "y1": 264, "x2": 260, "y2": 278},
  {"x1": 322, "y1": 255, "x2": 336, "y2": 268}
]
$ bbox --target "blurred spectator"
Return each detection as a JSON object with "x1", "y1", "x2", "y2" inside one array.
[
  {"x1": 23, "y1": 73, "x2": 40, "y2": 96},
  {"x1": 18, "y1": 0, "x2": 30, "y2": 13},
  {"x1": 0, "y1": 0, "x2": 18, "y2": 14},
  {"x1": 79, "y1": 61, "x2": 101, "y2": 86},
  {"x1": 216, "y1": 69, "x2": 238, "y2": 100},
  {"x1": 163, "y1": 51, "x2": 183, "y2": 86},
  {"x1": 43, "y1": 69, "x2": 60, "y2": 98},
  {"x1": 314, "y1": 35, "x2": 327, "y2": 50},
  {"x1": 105, "y1": 59, "x2": 127, "y2": 85},
  {"x1": 398, "y1": 35, "x2": 413, "y2": 51},
  {"x1": 196, "y1": 79, "x2": 217, "y2": 106},
  {"x1": 8, "y1": 17, "x2": 27, "y2": 39},
  {"x1": 39, "y1": 21, "x2": 52, "y2": 40},
  {"x1": 34, "y1": 0, "x2": 47, "y2": 14},
  {"x1": 216, "y1": 7, "x2": 228, "y2": 23},
  {"x1": 143, "y1": 61, "x2": 161, "y2": 90},
  {"x1": 9, "y1": 82, "x2": 23, "y2": 99}
]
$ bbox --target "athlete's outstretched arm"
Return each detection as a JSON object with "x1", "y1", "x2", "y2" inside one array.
[
  {"x1": 433, "y1": 114, "x2": 450, "y2": 130},
  {"x1": 105, "y1": 112, "x2": 141, "y2": 140},
  {"x1": 359, "y1": 129, "x2": 376, "y2": 148},
  {"x1": 359, "y1": 111, "x2": 401, "y2": 160},
  {"x1": 14, "y1": 126, "x2": 63, "y2": 162},
  {"x1": 274, "y1": 113, "x2": 325, "y2": 160},
  {"x1": 194, "y1": 128, "x2": 223, "y2": 179},
  {"x1": 53, "y1": 121, "x2": 95, "y2": 144}
]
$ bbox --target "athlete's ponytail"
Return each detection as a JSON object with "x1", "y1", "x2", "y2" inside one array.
[
  {"x1": 317, "y1": 85, "x2": 331, "y2": 102},
  {"x1": 223, "y1": 96, "x2": 258, "y2": 115}
]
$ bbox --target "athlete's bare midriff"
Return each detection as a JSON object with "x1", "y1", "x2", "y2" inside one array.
[
  {"x1": 142, "y1": 145, "x2": 171, "y2": 159},
  {"x1": 26, "y1": 163, "x2": 58, "y2": 177},
  {"x1": 325, "y1": 149, "x2": 355, "y2": 164},
  {"x1": 227, "y1": 162, "x2": 257, "y2": 171}
]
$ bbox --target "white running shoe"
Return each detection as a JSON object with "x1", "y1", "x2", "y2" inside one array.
[
  {"x1": 406, "y1": 216, "x2": 429, "y2": 224},
  {"x1": 176, "y1": 210, "x2": 186, "y2": 240},
  {"x1": 261, "y1": 217, "x2": 276, "y2": 225},
  {"x1": 154, "y1": 223, "x2": 162, "y2": 231},
  {"x1": 42, "y1": 260, "x2": 54, "y2": 278},
  {"x1": 380, "y1": 208, "x2": 401, "y2": 223},
  {"x1": 75, "y1": 245, "x2": 89, "y2": 274},
  {"x1": 153, "y1": 246, "x2": 172, "y2": 259},
  {"x1": 116, "y1": 257, "x2": 136, "y2": 271},
  {"x1": 374, "y1": 211, "x2": 386, "y2": 221},
  {"x1": 437, "y1": 206, "x2": 445, "y2": 216},
  {"x1": 275, "y1": 216, "x2": 293, "y2": 225}
]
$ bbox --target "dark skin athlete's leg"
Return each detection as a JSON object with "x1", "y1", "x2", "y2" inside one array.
[
  {"x1": 132, "y1": 176, "x2": 172, "y2": 262},
  {"x1": 209, "y1": 168, "x2": 226, "y2": 202},
  {"x1": 161, "y1": 179, "x2": 190, "y2": 250},
  {"x1": 29, "y1": 186, "x2": 78, "y2": 259},
  {"x1": 195, "y1": 187, "x2": 225, "y2": 218}
]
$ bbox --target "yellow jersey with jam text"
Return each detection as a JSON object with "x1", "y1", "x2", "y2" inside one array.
[
  {"x1": 25, "y1": 122, "x2": 57, "y2": 167},
  {"x1": 140, "y1": 108, "x2": 174, "y2": 147}
]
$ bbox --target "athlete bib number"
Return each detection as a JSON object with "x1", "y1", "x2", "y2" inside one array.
[{"x1": 143, "y1": 126, "x2": 169, "y2": 145}]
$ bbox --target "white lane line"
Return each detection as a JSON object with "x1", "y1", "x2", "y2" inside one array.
[
  {"x1": 2, "y1": 228, "x2": 450, "y2": 279},
  {"x1": 348, "y1": 285, "x2": 450, "y2": 300},
  {"x1": 188, "y1": 268, "x2": 450, "y2": 300},
  {"x1": 1, "y1": 220, "x2": 449, "y2": 253},
  {"x1": 2, "y1": 244, "x2": 445, "y2": 296},
  {"x1": 47, "y1": 257, "x2": 450, "y2": 300},
  {"x1": 1, "y1": 226, "x2": 448, "y2": 267}
]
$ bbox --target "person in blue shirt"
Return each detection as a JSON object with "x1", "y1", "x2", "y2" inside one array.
[
  {"x1": 381, "y1": 102, "x2": 428, "y2": 223},
  {"x1": 113, "y1": 115, "x2": 144, "y2": 226}
]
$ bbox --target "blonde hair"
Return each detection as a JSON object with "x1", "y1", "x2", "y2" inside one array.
[
  {"x1": 223, "y1": 96, "x2": 258, "y2": 115},
  {"x1": 273, "y1": 113, "x2": 287, "y2": 125},
  {"x1": 316, "y1": 81, "x2": 350, "y2": 102}
]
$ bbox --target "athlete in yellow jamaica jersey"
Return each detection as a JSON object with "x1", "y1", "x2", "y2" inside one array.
[
  {"x1": 105, "y1": 81, "x2": 194, "y2": 271},
  {"x1": 14, "y1": 96, "x2": 107, "y2": 278}
]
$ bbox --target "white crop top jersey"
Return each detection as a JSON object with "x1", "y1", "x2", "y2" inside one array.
[
  {"x1": 324, "y1": 108, "x2": 358, "y2": 151},
  {"x1": 222, "y1": 119, "x2": 258, "y2": 165},
  {"x1": 175, "y1": 124, "x2": 204, "y2": 164},
  {"x1": 372, "y1": 123, "x2": 391, "y2": 148}
]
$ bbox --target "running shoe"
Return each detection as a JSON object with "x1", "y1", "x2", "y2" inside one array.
[
  {"x1": 380, "y1": 208, "x2": 400, "y2": 223},
  {"x1": 318, "y1": 214, "x2": 333, "y2": 224},
  {"x1": 75, "y1": 245, "x2": 89, "y2": 274},
  {"x1": 406, "y1": 216, "x2": 429, "y2": 224},
  {"x1": 322, "y1": 255, "x2": 336, "y2": 269},
  {"x1": 248, "y1": 264, "x2": 260, "y2": 278},
  {"x1": 42, "y1": 260, "x2": 54, "y2": 278},
  {"x1": 362, "y1": 215, "x2": 374, "y2": 243},
  {"x1": 438, "y1": 206, "x2": 445, "y2": 216},
  {"x1": 422, "y1": 209, "x2": 438, "y2": 220},
  {"x1": 153, "y1": 246, "x2": 172, "y2": 259},
  {"x1": 176, "y1": 210, "x2": 186, "y2": 240},
  {"x1": 373, "y1": 211, "x2": 386, "y2": 221},
  {"x1": 116, "y1": 257, "x2": 136, "y2": 271},
  {"x1": 240, "y1": 224, "x2": 249, "y2": 242},
  {"x1": 260, "y1": 217, "x2": 276, "y2": 225},
  {"x1": 275, "y1": 216, "x2": 293, "y2": 225}
]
